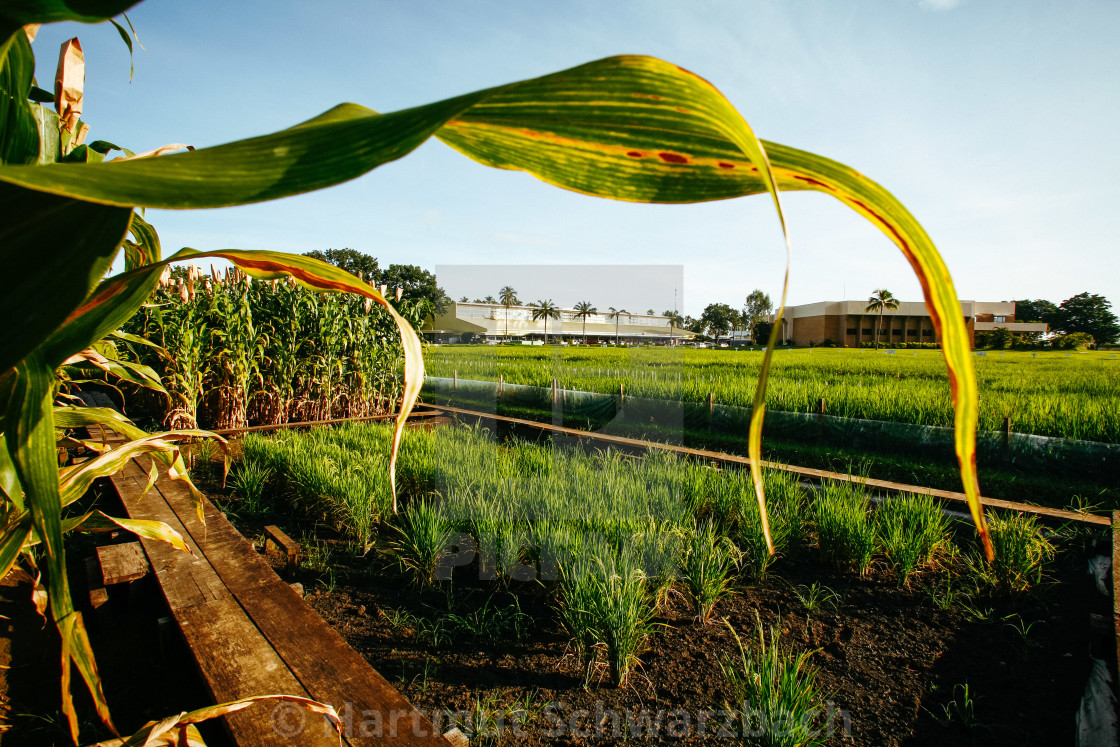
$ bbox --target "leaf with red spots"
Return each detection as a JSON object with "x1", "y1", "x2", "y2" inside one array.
[{"x1": 0, "y1": 53, "x2": 987, "y2": 571}]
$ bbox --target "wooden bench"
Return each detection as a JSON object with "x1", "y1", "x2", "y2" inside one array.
[{"x1": 110, "y1": 458, "x2": 453, "y2": 746}]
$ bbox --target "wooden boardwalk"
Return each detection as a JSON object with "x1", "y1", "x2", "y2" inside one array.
[{"x1": 111, "y1": 457, "x2": 451, "y2": 746}]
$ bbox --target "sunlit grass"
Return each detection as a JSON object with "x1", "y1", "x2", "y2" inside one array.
[{"x1": 426, "y1": 346, "x2": 1120, "y2": 443}]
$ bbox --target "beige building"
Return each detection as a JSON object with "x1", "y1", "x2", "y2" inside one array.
[
  {"x1": 426, "y1": 302, "x2": 690, "y2": 344},
  {"x1": 773, "y1": 300, "x2": 1048, "y2": 348}
]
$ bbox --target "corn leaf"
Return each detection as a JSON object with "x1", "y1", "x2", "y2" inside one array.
[
  {"x1": 0, "y1": 180, "x2": 131, "y2": 373},
  {"x1": 58, "y1": 428, "x2": 215, "y2": 509},
  {"x1": 91, "y1": 694, "x2": 341, "y2": 747},
  {"x1": 0, "y1": 516, "x2": 31, "y2": 581},
  {"x1": 77, "y1": 510, "x2": 192, "y2": 555},
  {"x1": 0, "y1": 29, "x2": 39, "y2": 165},
  {"x1": 0, "y1": 430, "x2": 24, "y2": 510},
  {"x1": 0, "y1": 55, "x2": 986, "y2": 548},
  {"x1": 0, "y1": 1, "x2": 143, "y2": 42},
  {"x1": 5, "y1": 354, "x2": 114, "y2": 740},
  {"x1": 763, "y1": 143, "x2": 991, "y2": 559}
]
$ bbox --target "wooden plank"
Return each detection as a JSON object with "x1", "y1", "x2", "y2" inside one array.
[
  {"x1": 429, "y1": 403, "x2": 1111, "y2": 527},
  {"x1": 151, "y1": 474, "x2": 450, "y2": 745},
  {"x1": 96, "y1": 541, "x2": 149, "y2": 585},
  {"x1": 264, "y1": 525, "x2": 299, "y2": 572},
  {"x1": 114, "y1": 467, "x2": 226, "y2": 612},
  {"x1": 84, "y1": 555, "x2": 111, "y2": 631},
  {"x1": 209, "y1": 410, "x2": 444, "y2": 436},
  {"x1": 178, "y1": 597, "x2": 341, "y2": 747},
  {"x1": 112, "y1": 465, "x2": 338, "y2": 747}
]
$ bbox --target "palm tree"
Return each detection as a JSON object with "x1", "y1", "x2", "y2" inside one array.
[
  {"x1": 865, "y1": 288, "x2": 899, "y2": 350},
  {"x1": 607, "y1": 307, "x2": 629, "y2": 345},
  {"x1": 663, "y1": 310, "x2": 685, "y2": 345},
  {"x1": 573, "y1": 301, "x2": 597, "y2": 344},
  {"x1": 483, "y1": 295, "x2": 497, "y2": 304},
  {"x1": 531, "y1": 299, "x2": 561, "y2": 344},
  {"x1": 499, "y1": 285, "x2": 519, "y2": 341}
]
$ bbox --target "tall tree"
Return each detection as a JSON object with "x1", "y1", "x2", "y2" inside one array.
[
  {"x1": 531, "y1": 299, "x2": 562, "y2": 344},
  {"x1": 1053, "y1": 293, "x2": 1119, "y2": 345},
  {"x1": 663, "y1": 310, "x2": 685, "y2": 344},
  {"x1": 700, "y1": 302, "x2": 736, "y2": 344},
  {"x1": 573, "y1": 301, "x2": 598, "y2": 343},
  {"x1": 1012, "y1": 298, "x2": 1059, "y2": 324},
  {"x1": 305, "y1": 250, "x2": 450, "y2": 315},
  {"x1": 743, "y1": 289, "x2": 773, "y2": 338},
  {"x1": 303, "y1": 248, "x2": 379, "y2": 280},
  {"x1": 499, "y1": 285, "x2": 520, "y2": 341},
  {"x1": 607, "y1": 307, "x2": 629, "y2": 345},
  {"x1": 865, "y1": 289, "x2": 899, "y2": 350}
]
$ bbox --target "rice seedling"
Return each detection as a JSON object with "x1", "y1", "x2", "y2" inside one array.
[
  {"x1": 391, "y1": 499, "x2": 454, "y2": 586},
  {"x1": 720, "y1": 613, "x2": 829, "y2": 747},
  {"x1": 588, "y1": 565, "x2": 656, "y2": 688},
  {"x1": 812, "y1": 480, "x2": 877, "y2": 575},
  {"x1": 925, "y1": 568, "x2": 965, "y2": 611},
  {"x1": 189, "y1": 437, "x2": 222, "y2": 478},
  {"x1": 301, "y1": 535, "x2": 333, "y2": 574},
  {"x1": 230, "y1": 459, "x2": 273, "y2": 516},
  {"x1": 970, "y1": 513, "x2": 1055, "y2": 594},
  {"x1": 379, "y1": 608, "x2": 453, "y2": 648},
  {"x1": 874, "y1": 492, "x2": 949, "y2": 584},
  {"x1": 736, "y1": 470, "x2": 806, "y2": 579},
  {"x1": 929, "y1": 682, "x2": 983, "y2": 731},
  {"x1": 681, "y1": 522, "x2": 741, "y2": 623},
  {"x1": 1003, "y1": 615, "x2": 1044, "y2": 658},
  {"x1": 628, "y1": 525, "x2": 684, "y2": 611},
  {"x1": 444, "y1": 595, "x2": 533, "y2": 646},
  {"x1": 792, "y1": 582, "x2": 840, "y2": 618}
]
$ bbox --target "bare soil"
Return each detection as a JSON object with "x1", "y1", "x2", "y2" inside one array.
[{"x1": 247, "y1": 518, "x2": 1107, "y2": 747}]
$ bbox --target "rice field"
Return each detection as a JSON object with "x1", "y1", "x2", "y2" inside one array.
[
  {"x1": 235, "y1": 421, "x2": 1060, "y2": 690},
  {"x1": 424, "y1": 346, "x2": 1120, "y2": 443}
]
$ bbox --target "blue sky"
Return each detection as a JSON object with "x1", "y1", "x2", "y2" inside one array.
[{"x1": 30, "y1": 0, "x2": 1120, "y2": 318}]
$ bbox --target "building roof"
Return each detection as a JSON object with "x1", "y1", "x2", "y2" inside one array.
[{"x1": 428, "y1": 302, "x2": 689, "y2": 338}]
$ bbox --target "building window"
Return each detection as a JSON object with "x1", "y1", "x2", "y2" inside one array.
[
  {"x1": 862, "y1": 328, "x2": 872, "y2": 335},
  {"x1": 891, "y1": 329, "x2": 902, "y2": 336},
  {"x1": 921, "y1": 329, "x2": 932, "y2": 337},
  {"x1": 907, "y1": 329, "x2": 917, "y2": 336},
  {"x1": 994, "y1": 316, "x2": 1006, "y2": 323},
  {"x1": 846, "y1": 328, "x2": 857, "y2": 335}
]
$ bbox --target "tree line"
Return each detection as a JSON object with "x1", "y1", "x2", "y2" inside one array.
[{"x1": 1013, "y1": 293, "x2": 1119, "y2": 346}]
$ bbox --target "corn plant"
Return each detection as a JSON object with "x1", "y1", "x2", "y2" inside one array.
[
  {"x1": 812, "y1": 480, "x2": 877, "y2": 575},
  {"x1": 720, "y1": 614, "x2": 829, "y2": 747},
  {"x1": 0, "y1": 4, "x2": 994, "y2": 738},
  {"x1": 875, "y1": 492, "x2": 948, "y2": 584}
]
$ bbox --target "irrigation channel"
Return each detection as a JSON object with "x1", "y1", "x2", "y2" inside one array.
[{"x1": 421, "y1": 375, "x2": 1120, "y2": 512}]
